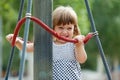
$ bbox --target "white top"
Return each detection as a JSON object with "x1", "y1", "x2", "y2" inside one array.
[{"x1": 53, "y1": 42, "x2": 82, "y2": 80}]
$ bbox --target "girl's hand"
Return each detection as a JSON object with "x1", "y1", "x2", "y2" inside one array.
[
  {"x1": 6, "y1": 34, "x2": 14, "y2": 43},
  {"x1": 6, "y1": 34, "x2": 21, "y2": 43},
  {"x1": 73, "y1": 35, "x2": 85, "y2": 46},
  {"x1": 74, "y1": 35, "x2": 87, "y2": 63}
]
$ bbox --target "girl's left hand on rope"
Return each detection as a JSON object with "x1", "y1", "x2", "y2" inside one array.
[
  {"x1": 73, "y1": 35, "x2": 85, "y2": 46},
  {"x1": 6, "y1": 34, "x2": 21, "y2": 43}
]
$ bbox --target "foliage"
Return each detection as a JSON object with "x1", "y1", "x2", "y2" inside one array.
[{"x1": 91, "y1": 0, "x2": 120, "y2": 59}]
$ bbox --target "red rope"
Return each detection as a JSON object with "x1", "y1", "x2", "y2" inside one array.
[
  {"x1": 12, "y1": 16, "x2": 93, "y2": 46},
  {"x1": 12, "y1": 17, "x2": 26, "y2": 46}
]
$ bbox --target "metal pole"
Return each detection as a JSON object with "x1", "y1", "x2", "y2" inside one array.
[
  {"x1": 0, "y1": 16, "x2": 3, "y2": 79},
  {"x1": 84, "y1": 0, "x2": 112, "y2": 80},
  {"x1": 4, "y1": 0, "x2": 25, "y2": 79},
  {"x1": 33, "y1": 0, "x2": 53, "y2": 80},
  {"x1": 18, "y1": 0, "x2": 32, "y2": 80}
]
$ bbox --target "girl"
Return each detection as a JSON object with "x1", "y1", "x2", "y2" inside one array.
[{"x1": 6, "y1": 6, "x2": 87, "y2": 80}]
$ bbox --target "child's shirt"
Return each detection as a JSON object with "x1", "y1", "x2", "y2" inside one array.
[{"x1": 53, "y1": 42, "x2": 82, "y2": 80}]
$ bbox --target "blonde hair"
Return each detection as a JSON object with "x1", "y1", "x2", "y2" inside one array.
[{"x1": 52, "y1": 6, "x2": 81, "y2": 36}]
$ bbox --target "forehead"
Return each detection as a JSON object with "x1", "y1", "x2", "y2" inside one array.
[
  {"x1": 56, "y1": 24, "x2": 74, "y2": 28},
  {"x1": 53, "y1": 13, "x2": 77, "y2": 26}
]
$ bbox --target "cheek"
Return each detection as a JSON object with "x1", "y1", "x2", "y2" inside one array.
[
  {"x1": 71, "y1": 29, "x2": 74, "y2": 34},
  {"x1": 54, "y1": 29, "x2": 61, "y2": 34},
  {"x1": 69, "y1": 30, "x2": 74, "y2": 37},
  {"x1": 54, "y1": 28, "x2": 58, "y2": 32}
]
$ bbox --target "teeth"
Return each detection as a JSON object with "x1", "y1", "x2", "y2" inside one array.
[
  {"x1": 66, "y1": 36, "x2": 69, "y2": 37},
  {"x1": 61, "y1": 35, "x2": 68, "y2": 38}
]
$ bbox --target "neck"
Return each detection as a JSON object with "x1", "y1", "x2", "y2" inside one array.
[{"x1": 54, "y1": 40, "x2": 67, "y2": 45}]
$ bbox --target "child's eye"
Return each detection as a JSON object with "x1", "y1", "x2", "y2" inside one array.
[
  {"x1": 58, "y1": 27, "x2": 64, "y2": 29},
  {"x1": 67, "y1": 27, "x2": 72, "y2": 30}
]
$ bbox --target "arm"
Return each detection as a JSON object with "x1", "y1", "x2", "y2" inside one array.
[
  {"x1": 74, "y1": 35, "x2": 87, "y2": 64},
  {"x1": 6, "y1": 34, "x2": 34, "y2": 53}
]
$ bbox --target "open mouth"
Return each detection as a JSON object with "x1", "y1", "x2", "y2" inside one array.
[{"x1": 61, "y1": 35, "x2": 69, "y2": 38}]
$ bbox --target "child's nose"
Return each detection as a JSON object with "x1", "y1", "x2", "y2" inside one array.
[{"x1": 62, "y1": 29, "x2": 68, "y2": 34}]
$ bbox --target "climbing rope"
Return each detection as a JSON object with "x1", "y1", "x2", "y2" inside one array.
[{"x1": 12, "y1": 16, "x2": 97, "y2": 47}]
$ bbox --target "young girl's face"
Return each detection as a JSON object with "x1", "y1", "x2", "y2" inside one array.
[{"x1": 54, "y1": 23, "x2": 74, "y2": 44}]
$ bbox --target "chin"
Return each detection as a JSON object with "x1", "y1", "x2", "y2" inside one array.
[
  {"x1": 56, "y1": 37, "x2": 72, "y2": 44},
  {"x1": 59, "y1": 40, "x2": 67, "y2": 43},
  {"x1": 55, "y1": 39, "x2": 67, "y2": 44}
]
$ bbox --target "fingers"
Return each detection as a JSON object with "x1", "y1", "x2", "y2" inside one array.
[
  {"x1": 73, "y1": 35, "x2": 86, "y2": 47},
  {"x1": 74, "y1": 35, "x2": 85, "y2": 43},
  {"x1": 6, "y1": 34, "x2": 14, "y2": 42}
]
